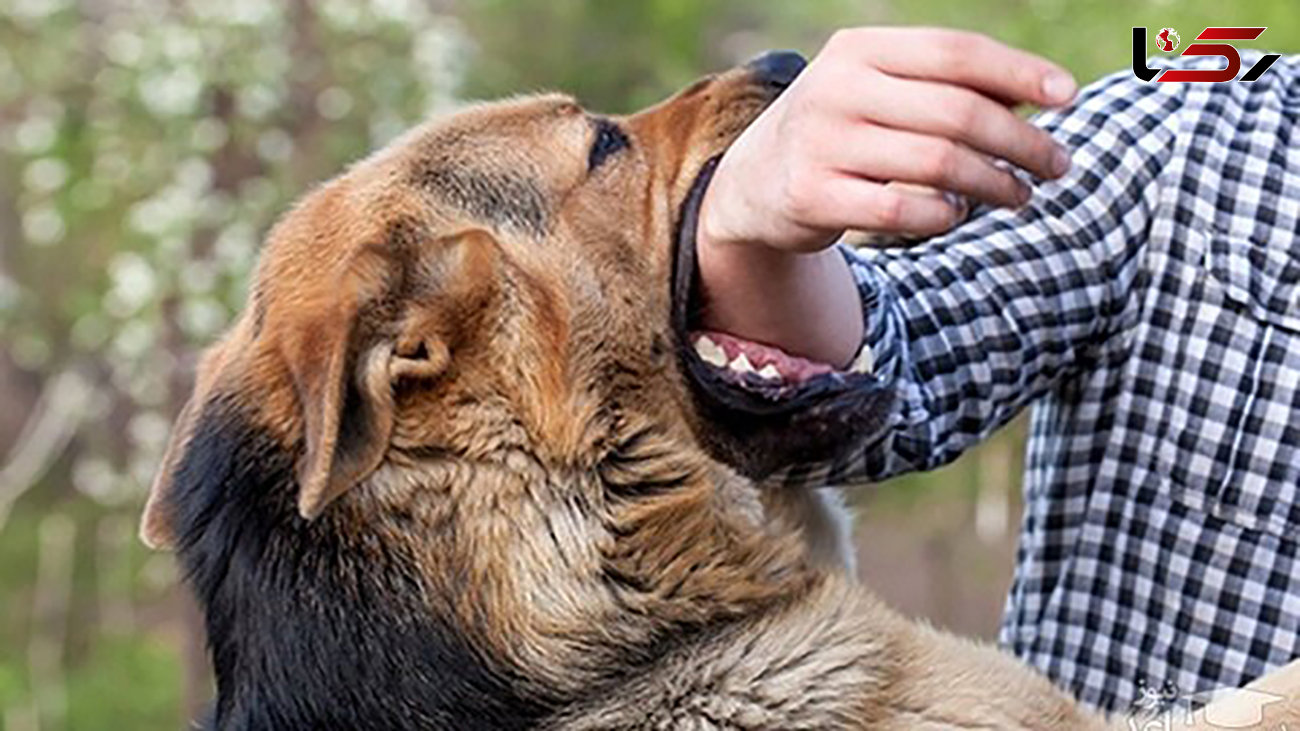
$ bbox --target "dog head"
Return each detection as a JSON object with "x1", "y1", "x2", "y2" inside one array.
[{"x1": 141, "y1": 50, "x2": 889, "y2": 550}]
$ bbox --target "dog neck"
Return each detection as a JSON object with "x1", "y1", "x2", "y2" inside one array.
[
  {"x1": 172, "y1": 397, "x2": 820, "y2": 726},
  {"x1": 372, "y1": 418, "x2": 822, "y2": 695}
]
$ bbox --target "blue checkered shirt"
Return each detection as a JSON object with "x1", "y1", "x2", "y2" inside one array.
[{"x1": 781, "y1": 54, "x2": 1300, "y2": 712}]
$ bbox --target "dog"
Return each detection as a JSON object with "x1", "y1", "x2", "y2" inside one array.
[{"x1": 139, "y1": 51, "x2": 1300, "y2": 729}]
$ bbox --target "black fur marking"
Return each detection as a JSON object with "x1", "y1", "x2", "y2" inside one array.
[
  {"x1": 168, "y1": 395, "x2": 552, "y2": 730},
  {"x1": 412, "y1": 165, "x2": 548, "y2": 237}
]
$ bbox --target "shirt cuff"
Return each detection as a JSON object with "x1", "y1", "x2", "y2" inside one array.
[{"x1": 836, "y1": 243, "x2": 902, "y2": 383}]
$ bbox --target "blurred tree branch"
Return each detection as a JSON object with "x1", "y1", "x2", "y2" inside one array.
[{"x1": 0, "y1": 369, "x2": 92, "y2": 534}]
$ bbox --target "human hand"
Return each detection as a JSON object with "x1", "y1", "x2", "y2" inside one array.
[{"x1": 699, "y1": 27, "x2": 1078, "y2": 253}]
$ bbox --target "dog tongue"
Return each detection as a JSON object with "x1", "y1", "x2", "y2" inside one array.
[{"x1": 690, "y1": 330, "x2": 836, "y2": 383}]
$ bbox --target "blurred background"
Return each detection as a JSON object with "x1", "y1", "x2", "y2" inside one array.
[{"x1": 1, "y1": 0, "x2": 1296, "y2": 726}]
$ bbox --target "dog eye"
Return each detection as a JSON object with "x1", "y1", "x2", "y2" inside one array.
[{"x1": 588, "y1": 118, "x2": 630, "y2": 172}]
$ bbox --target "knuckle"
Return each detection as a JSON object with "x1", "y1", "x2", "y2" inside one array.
[
  {"x1": 784, "y1": 192, "x2": 818, "y2": 224},
  {"x1": 951, "y1": 96, "x2": 982, "y2": 133},
  {"x1": 950, "y1": 30, "x2": 989, "y2": 56},
  {"x1": 933, "y1": 30, "x2": 986, "y2": 70},
  {"x1": 1033, "y1": 134, "x2": 1060, "y2": 168},
  {"x1": 1012, "y1": 63, "x2": 1046, "y2": 100},
  {"x1": 923, "y1": 141, "x2": 961, "y2": 183},
  {"x1": 1000, "y1": 173, "x2": 1027, "y2": 203},
  {"x1": 871, "y1": 192, "x2": 904, "y2": 229},
  {"x1": 788, "y1": 91, "x2": 823, "y2": 123},
  {"x1": 825, "y1": 29, "x2": 858, "y2": 55},
  {"x1": 825, "y1": 27, "x2": 882, "y2": 63},
  {"x1": 781, "y1": 170, "x2": 821, "y2": 221},
  {"x1": 932, "y1": 46, "x2": 962, "y2": 74}
]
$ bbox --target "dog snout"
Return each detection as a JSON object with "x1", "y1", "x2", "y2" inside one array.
[{"x1": 745, "y1": 50, "x2": 807, "y2": 89}]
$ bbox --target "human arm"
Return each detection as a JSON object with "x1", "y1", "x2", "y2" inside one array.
[{"x1": 699, "y1": 60, "x2": 1183, "y2": 483}]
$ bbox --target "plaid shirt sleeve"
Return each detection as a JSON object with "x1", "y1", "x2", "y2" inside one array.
[{"x1": 776, "y1": 69, "x2": 1186, "y2": 487}]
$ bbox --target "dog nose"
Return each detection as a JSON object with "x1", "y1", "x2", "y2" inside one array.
[{"x1": 746, "y1": 50, "x2": 807, "y2": 88}]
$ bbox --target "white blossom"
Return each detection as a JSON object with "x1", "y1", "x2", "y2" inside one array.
[
  {"x1": 23, "y1": 157, "x2": 69, "y2": 194},
  {"x1": 22, "y1": 204, "x2": 65, "y2": 246}
]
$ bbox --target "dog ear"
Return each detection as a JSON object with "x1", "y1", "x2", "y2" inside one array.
[
  {"x1": 288, "y1": 295, "x2": 431, "y2": 522},
  {"x1": 139, "y1": 390, "x2": 201, "y2": 550},
  {"x1": 137, "y1": 298, "x2": 437, "y2": 547},
  {"x1": 291, "y1": 229, "x2": 493, "y2": 520},
  {"x1": 290, "y1": 306, "x2": 392, "y2": 521},
  {"x1": 139, "y1": 227, "x2": 495, "y2": 547},
  {"x1": 139, "y1": 340, "x2": 235, "y2": 550}
]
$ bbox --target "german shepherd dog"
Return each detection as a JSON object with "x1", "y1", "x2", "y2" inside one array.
[{"x1": 140, "y1": 53, "x2": 1300, "y2": 729}]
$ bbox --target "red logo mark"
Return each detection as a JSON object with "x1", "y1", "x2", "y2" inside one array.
[{"x1": 1132, "y1": 27, "x2": 1280, "y2": 83}]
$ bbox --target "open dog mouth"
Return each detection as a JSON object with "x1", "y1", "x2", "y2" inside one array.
[
  {"x1": 686, "y1": 328, "x2": 874, "y2": 399},
  {"x1": 693, "y1": 329, "x2": 836, "y2": 386},
  {"x1": 668, "y1": 52, "x2": 877, "y2": 410},
  {"x1": 670, "y1": 156, "x2": 894, "y2": 477},
  {"x1": 661, "y1": 50, "x2": 894, "y2": 478},
  {"x1": 672, "y1": 157, "x2": 878, "y2": 412}
]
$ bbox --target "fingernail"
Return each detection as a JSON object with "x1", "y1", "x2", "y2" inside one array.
[
  {"x1": 1017, "y1": 181, "x2": 1033, "y2": 206},
  {"x1": 943, "y1": 192, "x2": 968, "y2": 219},
  {"x1": 1051, "y1": 145, "x2": 1072, "y2": 177},
  {"x1": 1042, "y1": 71, "x2": 1077, "y2": 105}
]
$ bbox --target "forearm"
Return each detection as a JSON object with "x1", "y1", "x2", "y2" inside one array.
[{"x1": 696, "y1": 234, "x2": 863, "y2": 369}]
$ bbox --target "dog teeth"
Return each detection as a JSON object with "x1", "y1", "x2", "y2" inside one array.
[
  {"x1": 728, "y1": 353, "x2": 755, "y2": 374},
  {"x1": 756, "y1": 364, "x2": 782, "y2": 381},
  {"x1": 849, "y1": 346, "x2": 874, "y2": 374},
  {"x1": 693, "y1": 335, "x2": 728, "y2": 367}
]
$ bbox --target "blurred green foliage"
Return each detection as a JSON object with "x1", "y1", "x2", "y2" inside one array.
[
  {"x1": 0, "y1": 0, "x2": 1296, "y2": 727},
  {"x1": 458, "y1": 0, "x2": 853, "y2": 110}
]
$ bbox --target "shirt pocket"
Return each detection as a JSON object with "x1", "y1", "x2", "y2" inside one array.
[
  {"x1": 1191, "y1": 228, "x2": 1300, "y2": 538},
  {"x1": 1203, "y1": 227, "x2": 1300, "y2": 332}
]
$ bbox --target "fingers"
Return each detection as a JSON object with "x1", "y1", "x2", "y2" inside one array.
[
  {"x1": 827, "y1": 124, "x2": 1028, "y2": 208},
  {"x1": 696, "y1": 26, "x2": 1079, "y2": 254},
  {"x1": 830, "y1": 27, "x2": 1077, "y2": 108},
  {"x1": 811, "y1": 175, "x2": 964, "y2": 237},
  {"x1": 851, "y1": 72, "x2": 1071, "y2": 181}
]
